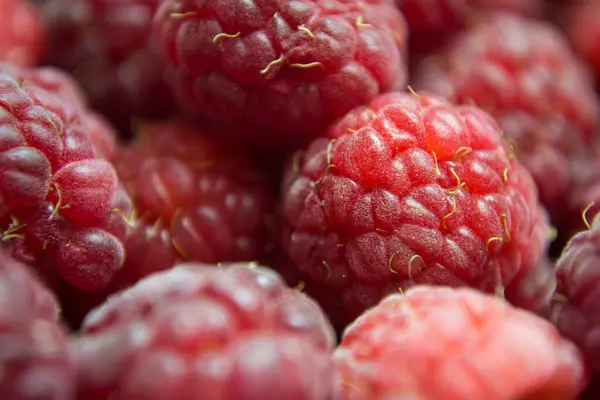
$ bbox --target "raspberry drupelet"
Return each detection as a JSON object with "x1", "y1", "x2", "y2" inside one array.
[
  {"x1": 42, "y1": 0, "x2": 174, "y2": 135},
  {"x1": 553, "y1": 213, "x2": 600, "y2": 372},
  {"x1": 413, "y1": 13, "x2": 600, "y2": 224},
  {"x1": 279, "y1": 90, "x2": 553, "y2": 328},
  {"x1": 72, "y1": 262, "x2": 336, "y2": 400},
  {"x1": 109, "y1": 119, "x2": 273, "y2": 287},
  {"x1": 153, "y1": 0, "x2": 408, "y2": 149},
  {"x1": 333, "y1": 286, "x2": 587, "y2": 400},
  {"x1": 0, "y1": 63, "x2": 125, "y2": 292},
  {"x1": 0, "y1": 0, "x2": 45, "y2": 67},
  {"x1": 0, "y1": 249, "x2": 76, "y2": 400}
]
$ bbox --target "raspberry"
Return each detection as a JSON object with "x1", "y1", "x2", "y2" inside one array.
[
  {"x1": 154, "y1": 0, "x2": 408, "y2": 149},
  {"x1": 0, "y1": 249, "x2": 76, "y2": 400},
  {"x1": 563, "y1": 0, "x2": 600, "y2": 84},
  {"x1": 333, "y1": 286, "x2": 586, "y2": 400},
  {"x1": 72, "y1": 262, "x2": 336, "y2": 399},
  {"x1": 279, "y1": 91, "x2": 552, "y2": 328},
  {"x1": 413, "y1": 13, "x2": 600, "y2": 224},
  {"x1": 109, "y1": 119, "x2": 273, "y2": 287},
  {"x1": 0, "y1": 63, "x2": 125, "y2": 291},
  {"x1": 0, "y1": 0, "x2": 45, "y2": 67},
  {"x1": 42, "y1": 0, "x2": 174, "y2": 134},
  {"x1": 553, "y1": 214, "x2": 600, "y2": 372},
  {"x1": 397, "y1": 0, "x2": 543, "y2": 55}
]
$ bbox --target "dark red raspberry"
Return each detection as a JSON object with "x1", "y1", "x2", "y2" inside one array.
[
  {"x1": 563, "y1": 0, "x2": 600, "y2": 84},
  {"x1": 398, "y1": 0, "x2": 543, "y2": 56},
  {"x1": 42, "y1": 0, "x2": 174, "y2": 134},
  {"x1": 72, "y1": 262, "x2": 336, "y2": 400},
  {"x1": 279, "y1": 91, "x2": 553, "y2": 328},
  {"x1": 413, "y1": 13, "x2": 600, "y2": 226},
  {"x1": 333, "y1": 286, "x2": 586, "y2": 399},
  {"x1": 0, "y1": 63, "x2": 125, "y2": 291},
  {"x1": 0, "y1": 0, "x2": 45, "y2": 67},
  {"x1": 109, "y1": 119, "x2": 273, "y2": 287},
  {"x1": 154, "y1": 0, "x2": 408, "y2": 149},
  {"x1": 553, "y1": 213, "x2": 600, "y2": 372},
  {"x1": 0, "y1": 249, "x2": 76, "y2": 400}
]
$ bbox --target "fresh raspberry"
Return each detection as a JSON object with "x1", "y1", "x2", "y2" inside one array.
[
  {"x1": 563, "y1": 0, "x2": 600, "y2": 84},
  {"x1": 154, "y1": 0, "x2": 408, "y2": 149},
  {"x1": 0, "y1": 63, "x2": 125, "y2": 291},
  {"x1": 42, "y1": 0, "x2": 174, "y2": 134},
  {"x1": 413, "y1": 13, "x2": 600, "y2": 225},
  {"x1": 0, "y1": 0, "x2": 45, "y2": 67},
  {"x1": 553, "y1": 213, "x2": 600, "y2": 372},
  {"x1": 72, "y1": 262, "x2": 336, "y2": 400},
  {"x1": 397, "y1": 0, "x2": 543, "y2": 55},
  {"x1": 333, "y1": 286, "x2": 587, "y2": 400},
  {"x1": 0, "y1": 249, "x2": 76, "y2": 400},
  {"x1": 279, "y1": 91, "x2": 552, "y2": 328},
  {"x1": 109, "y1": 119, "x2": 273, "y2": 288}
]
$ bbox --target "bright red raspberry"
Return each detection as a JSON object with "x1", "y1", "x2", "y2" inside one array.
[
  {"x1": 109, "y1": 120, "x2": 273, "y2": 287},
  {"x1": 72, "y1": 262, "x2": 336, "y2": 400},
  {"x1": 42, "y1": 0, "x2": 174, "y2": 134},
  {"x1": 413, "y1": 13, "x2": 600, "y2": 225},
  {"x1": 563, "y1": 0, "x2": 600, "y2": 83},
  {"x1": 280, "y1": 91, "x2": 552, "y2": 328},
  {"x1": 0, "y1": 63, "x2": 125, "y2": 291},
  {"x1": 154, "y1": 0, "x2": 408, "y2": 149},
  {"x1": 397, "y1": 0, "x2": 543, "y2": 55},
  {"x1": 553, "y1": 213, "x2": 600, "y2": 372},
  {"x1": 333, "y1": 286, "x2": 587, "y2": 400},
  {"x1": 0, "y1": 0, "x2": 45, "y2": 67},
  {"x1": 0, "y1": 249, "x2": 76, "y2": 400}
]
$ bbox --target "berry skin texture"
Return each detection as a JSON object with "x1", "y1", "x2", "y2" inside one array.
[
  {"x1": 0, "y1": 63, "x2": 125, "y2": 291},
  {"x1": 154, "y1": 0, "x2": 408, "y2": 149},
  {"x1": 109, "y1": 120, "x2": 273, "y2": 287},
  {"x1": 413, "y1": 13, "x2": 600, "y2": 222},
  {"x1": 42, "y1": 0, "x2": 174, "y2": 134},
  {"x1": 553, "y1": 214, "x2": 600, "y2": 372},
  {"x1": 280, "y1": 91, "x2": 552, "y2": 327},
  {"x1": 0, "y1": 249, "x2": 76, "y2": 400},
  {"x1": 72, "y1": 262, "x2": 336, "y2": 400},
  {"x1": 333, "y1": 286, "x2": 587, "y2": 400},
  {"x1": 0, "y1": 0, "x2": 45, "y2": 67}
]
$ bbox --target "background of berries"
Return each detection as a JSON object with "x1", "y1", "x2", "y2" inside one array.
[{"x1": 1, "y1": 0, "x2": 600, "y2": 398}]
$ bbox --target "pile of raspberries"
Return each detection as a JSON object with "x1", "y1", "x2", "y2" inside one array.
[{"x1": 2, "y1": 0, "x2": 600, "y2": 398}]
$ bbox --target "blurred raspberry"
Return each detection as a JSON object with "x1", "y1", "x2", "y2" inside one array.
[
  {"x1": 154, "y1": 0, "x2": 408, "y2": 149},
  {"x1": 0, "y1": 0, "x2": 45, "y2": 67},
  {"x1": 334, "y1": 286, "x2": 586, "y2": 400},
  {"x1": 553, "y1": 213, "x2": 600, "y2": 372},
  {"x1": 72, "y1": 262, "x2": 336, "y2": 400},
  {"x1": 42, "y1": 0, "x2": 174, "y2": 134},
  {"x1": 397, "y1": 0, "x2": 543, "y2": 56},
  {"x1": 0, "y1": 63, "x2": 125, "y2": 292},
  {"x1": 413, "y1": 13, "x2": 600, "y2": 228},
  {"x1": 0, "y1": 249, "x2": 76, "y2": 400},
  {"x1": 563, "y1": 0, "x2": 600, "y2": 84},
  {"x1": 279, "y1": 91, "x2": 552, "y2": 328}
]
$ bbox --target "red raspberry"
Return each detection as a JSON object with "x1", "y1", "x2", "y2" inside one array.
[
  {"x1": 398, "y1": 0, "x2": 543, "y2": 55},
  {"x1": 553, "y1": 214, "x2": 600, "y2": 372},
  {"x1": 154, "y1": 0, "x2": 408, "y2": 149},
  {"x1": 413, "y1": 13, "x2": 600, "y2": 224},
  {"x1": 0, "y1": 63, "x2": 125, "y2": 291},
  {"x1": 0, "y1": 0, "x2": 45, "y2": 67},
  {"x1": 0, "y1": 249, "x2": 76, "y2": 400},
  {"x1": 42, "y1": 0, "x2": 174, "y2": 134},
  {"x1": 279, "y1": 91, "x2": 552, "y2": 328},
  {"x1": 72, "y1": 262, "x2": 336, "y2": 400},
  {"x1": 110, "y1": 120, "x2": 273, "y2": 287},
  {"x1": 563, "y1": 0, "x2": 600, "y2": 84},
  {"x1": 333, "y1": 286, "x2": 587, "y2": 400}
]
